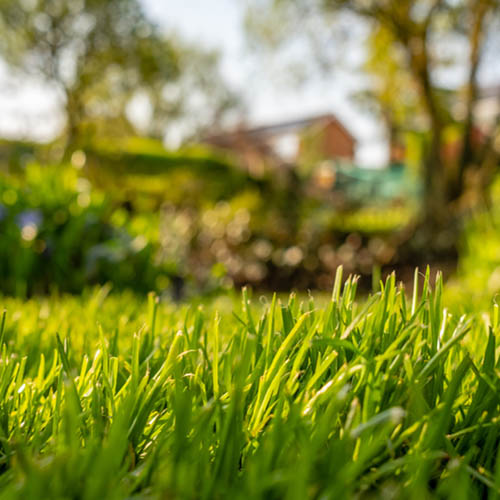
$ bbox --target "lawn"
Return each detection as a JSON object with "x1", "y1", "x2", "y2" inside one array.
[{"x1": 0, "y1": 267, "x2": 499, "y2": 499}]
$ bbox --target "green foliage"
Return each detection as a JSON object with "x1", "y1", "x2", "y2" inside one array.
[
  {"x1": 0, "y1": 269, "x2": 499, "y2": 498},
  {"x1": 0, "y1": 0, "x2": 237, "y2": 146},
  {"x1": 85, "y1": 139, "x2": 257, "y2": 206},
  {"x1": 246, "y1": 0, "x2": 500, "y2": 254},
  {"x1": 446, "y1": 177, "x2": 500, "y2": 310},
  {"x1": 68, "y1": 143, "x2": 408, "y2": 290},
  {"x1": 1, "y1": 155, "x2": 411, "y2": 294},
  {"x1": 0, "y1": 163, "x2": 165, "y2": 295}
]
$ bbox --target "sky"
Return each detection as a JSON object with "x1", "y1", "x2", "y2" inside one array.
[{"x1": 0, "y1": 62, "x2": 63, "y2": 142}]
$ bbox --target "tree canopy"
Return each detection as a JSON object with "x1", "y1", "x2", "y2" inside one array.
[
  {"x1": 0, "y1": 0, "x2": 238, "y2": 150},
  {"x1": 247, "y1": 0, "x2": 500, "y2": 255}
]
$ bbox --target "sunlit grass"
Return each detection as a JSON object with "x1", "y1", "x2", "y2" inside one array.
[{"x1": 0, "y1": 267, "x2": 499, "y2": 498}]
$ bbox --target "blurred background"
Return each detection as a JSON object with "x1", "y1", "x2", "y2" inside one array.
[{"x1": 0, "y1": 0, "x2": 499, "y2": 301}]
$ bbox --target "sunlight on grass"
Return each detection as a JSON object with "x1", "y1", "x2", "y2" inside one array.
[{"x1": 0, "y1": 268, "x2": 499, "y2": 498}]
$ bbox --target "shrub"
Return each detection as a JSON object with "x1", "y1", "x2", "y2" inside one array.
[{"x1": 0, "y1": 163, "x2": 165, "y2": 295}]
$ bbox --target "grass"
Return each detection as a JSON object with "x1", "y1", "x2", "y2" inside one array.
[{"x1": 0, "y1": 267, "x2": 499, "y2": 499}]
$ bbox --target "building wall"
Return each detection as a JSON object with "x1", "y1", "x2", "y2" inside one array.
[{"x1": 320, "y1": 121, "x2": 355, "y2": 160}]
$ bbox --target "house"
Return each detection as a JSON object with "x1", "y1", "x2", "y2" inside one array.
[{"x1": 203, "y1": 114, "x2": 356, "y2": 177}]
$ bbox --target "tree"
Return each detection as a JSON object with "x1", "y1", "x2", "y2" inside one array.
[
  {"x1": 0, "y1": 0, "x2": 237, "y2": 152},
  {"x1": 247, "y1": 0, "x2": 500, "y2": 257}
]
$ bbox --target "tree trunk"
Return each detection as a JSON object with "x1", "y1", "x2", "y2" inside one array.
[
  {"x1": 453, "y1": 0, "x2": 489, "y2": 201},
  {"x1": 410, "y1": 38, "x2": 456, "y2": 250},
  {"x1": 393, "y1": 27, "x2": 460, "y2": 259},
  {"x1": 63, "y1": 89, "x2": 85, "y2": 161}
]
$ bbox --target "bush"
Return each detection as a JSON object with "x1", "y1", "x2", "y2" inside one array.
[
  {"x1": 0, "y1": 163, "x2": 165, "y2": 295},
  {"x1": 445, "y1": 176, "x2": 500, "y2": 310}
]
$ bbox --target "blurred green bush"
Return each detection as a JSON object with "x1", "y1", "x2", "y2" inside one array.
[
  {"x1": 0, "y1": 138, "x2": 419, "y2": 296},
  {"x1": 0, "y1": 163, "x2": 166, "y2": 295},
  {"x1": 84, "y1": 138, "x2": 261, "y2": 210},
  {"x1": 445, "y1": 177, "x2": 500, "y2": 310}
]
